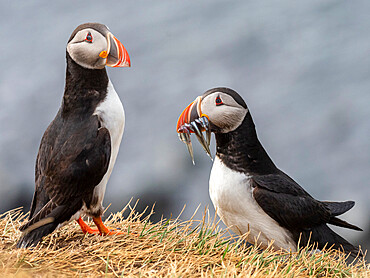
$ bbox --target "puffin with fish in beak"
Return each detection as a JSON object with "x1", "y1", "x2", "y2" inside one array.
[
  {"x1": 176, "y1": 87, "x2": 362, "y2": 256},
  {"x1": 17, "y1": 23, "x2": 130, "y2": 248}
]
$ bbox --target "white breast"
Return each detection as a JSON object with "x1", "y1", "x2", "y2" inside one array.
[
  {"x1": 88, "y1": 80, "x2": 125, "y2": 215},
  {"x1": 209, "y1": 156, "x2": 296, "y2": 251}
]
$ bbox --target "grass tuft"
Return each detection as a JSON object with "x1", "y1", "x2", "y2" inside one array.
[{"x1": 0, "y1": 204, "x2": 368, "y2": 277}]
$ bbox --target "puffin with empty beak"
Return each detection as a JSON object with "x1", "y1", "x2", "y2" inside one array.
[
  {"x1": 176, "y1": 87, "x2": 362, "y2": 256},
  {"x1": 17, "y1": 23, "x2": 130, "y2": 248}
]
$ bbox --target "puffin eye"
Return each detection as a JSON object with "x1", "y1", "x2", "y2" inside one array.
[
  {"x1": 215, "y1": 96, "x2": 223, "y2": 106},
  {"x1": 85, "y1": 32, "x2": 93, "y2": 43}
]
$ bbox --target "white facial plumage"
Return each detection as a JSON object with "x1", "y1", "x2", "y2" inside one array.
[
  {"x1": 67, "y1": 28, "x2": 108, "y2": 69},
  {"x1": 200, "y1": 92, "x2": 248, "y2": 133}
]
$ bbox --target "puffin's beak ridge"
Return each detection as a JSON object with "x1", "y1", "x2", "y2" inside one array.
[
  {"x1": 176, "y1": 100, "x2": 197, "y2": 133},
  {"x1": 105, "y1": 33, "x2": 131, "y2": 68},
  {"x1": 176, "y1": 97, "x2": 212, "y2": 163}
]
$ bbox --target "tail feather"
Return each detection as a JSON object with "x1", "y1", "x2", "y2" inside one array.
[
  {"x1": 17, "y1": 222, "x2": 58, "y2": 248},
  {"x1": 300, "y1": 224, "x2": 362, "y2": 257},
  {"x1": 20, "y1": 200, "x2": 58, "y2": 231},
  {"x1": 322, "y1": 200, "x2": 362, "y2": 231},
  {"x1": 323, "y1": 201, "x2": 355, "y2": 216},
  {"x1": 329, "y1": 217, "x2": 363, "y2": 231},
  {"x1": 17, "y1": 200, "x2": 82, "y2": 248}
]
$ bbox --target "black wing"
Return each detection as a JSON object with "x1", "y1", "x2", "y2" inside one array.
[
  {"x1": 251, "y1": 173, "x2": 331, "y2": 231},
  {"x1": 251, "y1": 172, "x2": 362, "y2": 256},
  {"x1": 22, "y1": 111, "x2": 111, "y2": 230}
]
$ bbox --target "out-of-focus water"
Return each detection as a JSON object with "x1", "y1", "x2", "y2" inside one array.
[{"x1": 0, "y1": 1, "x2": 369, "y2": 248}]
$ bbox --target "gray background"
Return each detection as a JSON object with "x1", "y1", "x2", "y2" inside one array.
[{"x1": 0, "y1": 1, "x2": 369, "y2": 250}]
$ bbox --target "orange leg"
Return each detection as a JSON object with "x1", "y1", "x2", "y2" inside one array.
[
  {"x1": 93, "y1": 216, "x2": 125, "y2": 235},
  {"x1": 76, "y1": 217, "x2": 100, "y2": 234}
]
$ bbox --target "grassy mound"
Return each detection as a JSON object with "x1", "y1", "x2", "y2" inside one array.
[{"x1": 0, "y1": 203, "x2": 368, "y2": 277}]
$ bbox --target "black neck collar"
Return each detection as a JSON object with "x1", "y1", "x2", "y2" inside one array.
[
  {"x1": 215, "y1": 113, "x2": 278, "y2": 175},
  {"x1": 62, "y1": 52, "x2": 109, "y2": 117}
]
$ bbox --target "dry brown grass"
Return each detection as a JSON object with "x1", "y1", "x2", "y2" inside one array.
[{"x1": 0, "y1": 202, "x2": 368, "y2": 277}]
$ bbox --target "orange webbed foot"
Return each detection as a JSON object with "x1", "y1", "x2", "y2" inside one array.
[
  {"x1": 76, "y1": 217, "x2": 100, "y2": 234},
  {"x1": 77, "y1": 217, "x2": 125, "y2": 236},
  {"x1": 93, "y1": 217, "x2": 125, "y2": 236}
]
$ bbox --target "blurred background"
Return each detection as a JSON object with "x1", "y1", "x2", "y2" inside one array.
[{"x1": 0, "y1": 1, "x2": 369, "y2": 250}]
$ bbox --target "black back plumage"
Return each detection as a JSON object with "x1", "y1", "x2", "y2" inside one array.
[
  {"x1": 215, "y1": 112, "x2": 278, "y2": 175},
  {"x1": 17, "y1": 53, "x2": 111, "y2": 248},
  {"x1": 214, "y1": 95, "x2": 362, "y2": 256}
]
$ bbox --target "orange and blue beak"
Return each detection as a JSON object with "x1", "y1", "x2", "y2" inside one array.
[
  {"x1": 100, "y1": 33, "x2": 131, "y2": 68},
  {"x1": 176, "y1": 96, "x2": 212, "y2": 164}
]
